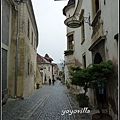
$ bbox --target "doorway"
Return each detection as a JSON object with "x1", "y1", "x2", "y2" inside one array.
[{"x1": 94, "y1": 52, "x2": 107, "y2": 109}]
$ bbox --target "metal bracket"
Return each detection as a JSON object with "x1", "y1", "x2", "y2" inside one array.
[{"x1": 74, "y1": 13, "x2": 91, "y2": 26}]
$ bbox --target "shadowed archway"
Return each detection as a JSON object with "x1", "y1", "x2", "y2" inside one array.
[
  {"x1": 94, "y1": 52, "x2": 107, "y2": 109},
  {"x1": 94, "y1": 52, "x2": 103, "y2": 64}
]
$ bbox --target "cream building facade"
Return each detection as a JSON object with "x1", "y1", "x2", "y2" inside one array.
[
  {"x1": 63, "y1": 0, "x2": 118, "y2": 119},
  {"x1": 37, "y1": 53, "x2": 55, "y2": 84},
  {"x1": 7, "y1": 0, "x2": 39, "y2": 98}
]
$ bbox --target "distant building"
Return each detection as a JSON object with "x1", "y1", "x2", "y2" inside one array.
[
  {"x1": 37, "y1": 53, "x2": 56, "y2": 84},
  {"x1": 53, "y1": 64, "x2": 59, "y2": 80},
  {"x1": 57, "y1": 63, "x2": 64, "y2": 71}
]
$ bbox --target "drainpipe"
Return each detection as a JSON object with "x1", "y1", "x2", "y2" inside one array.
[{"x1": 14, "y1": 0, "x2": 21, "y2": 98}]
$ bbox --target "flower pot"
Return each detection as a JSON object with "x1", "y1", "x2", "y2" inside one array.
[
  {"x1": 79, "y1": 100, "x2": 89, "y2": 107},
  {"x1": 36, "y1": 84, "x2": 39, "y2": 89},
  {"x1": 76, "y1": 94, "x2": 89, "y2": 107}
]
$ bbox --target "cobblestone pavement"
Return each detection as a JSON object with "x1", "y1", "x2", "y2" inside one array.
[{"x1": 2, "y1": 80, "x2": 91, "y2": 120}]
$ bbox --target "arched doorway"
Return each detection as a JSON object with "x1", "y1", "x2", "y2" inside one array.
[
  {"x1": 94, "y1": 52, "x2": 103, "y2": 64},
  {"x1": 94, "y1": 52, "x2": 107, "y2": 109}
]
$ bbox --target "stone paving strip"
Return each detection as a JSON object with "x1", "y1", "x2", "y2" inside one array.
[
  {"x1": 66, "y1": 93, "x2": 91, "y2": 120},
  {"x1": 18, "y1": 94, "x2": 50, "y2": 120},
  {"x1": 66, "y1": 93, "x2": 76, "y2": 119}
]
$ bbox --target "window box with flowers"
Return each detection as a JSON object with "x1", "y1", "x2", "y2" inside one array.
[{"x1": 64, "y1": 49, "x2": 74, "y2": 56}]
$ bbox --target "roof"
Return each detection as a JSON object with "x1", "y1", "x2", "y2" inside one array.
[
  {"x1": 44, "y1": 54, "x2": 53, "y2": 62},
  {"x1": 37, "y1": 53, "x2": 53, "y2": 63},
  {"x1": 37, "y1": 53, "x2": 46, "y2": 63}
]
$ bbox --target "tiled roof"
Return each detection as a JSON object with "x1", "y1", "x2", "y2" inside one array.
[
  {"x1": 37, "y1": 53, "x2": 53, "y2": 63},
  {"x1": 37, "y1": 53, "x2": 46, "y2": 63},
  {"x1": 44, "y1": 54, "x2": 53, "y2": 62}
]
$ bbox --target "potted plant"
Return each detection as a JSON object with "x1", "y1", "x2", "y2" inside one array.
[
  {"x1": 36, "y1": 82, "x2": 40, "y2": 89},
  {"x1": 76, "y1": 93, "x2": 89, "y2": 107},
  {"x1": 64, "y1": 49, "x2": 74, "y2": 56}
]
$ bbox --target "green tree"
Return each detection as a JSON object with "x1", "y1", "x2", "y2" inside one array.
[
  {"x1": 69, "y1": 60, "x2": 115, "y2": 114},
  {"x1": 69, "y1": 66, "x2": 91, "y2": 95}
]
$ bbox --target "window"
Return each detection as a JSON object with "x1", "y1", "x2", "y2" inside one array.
[
  {"x1": 68, "y1": 34, "x2": 74, "y2": 49},
  {"x1": 91, "y1": 0, "x2": 100, "y2": 18},
  {"x1": 48, "y1": 67, "x2": 50, "y2": 71},
  {"x1": 30, "y1": 63, "x2": 32, "y2": 74},
  {"x1": 81, "y1": 11, "x2": 85, "y2": 43},
  {"x1": 34, "y1": 37, "x2": 36, "y2": 49},
  {"x1": 79, "y1": 9, "x2": 85, "y2": 44},
  {"x1": 95, "y1": 0, "x2": 99, "y2": 13},
  {"x1": 82, "y1": 54, "x2": 86, "y2": 68},
  {"x1": 31, "y1": 31, "x2": 33, "y2": 45},
  {"x1": 28, "y1": 61, "x2": 29, "y2": 75},
  {"x1": 33, "y1": 37, "x2": 34, "y2": 47},
  {"x1": 81, "y1": 22, "x2": 85, "y2": 41},
  {"x1": 114, "y1": 33, "x2": 119, "y2": 58},
  {"x1": 27, "y1": 19, "x2": 30, "y2": 39}
]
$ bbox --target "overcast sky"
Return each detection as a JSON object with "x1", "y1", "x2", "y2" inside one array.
[{"x1": 32, "y1": 0, "x2": 68, "y2": 63}]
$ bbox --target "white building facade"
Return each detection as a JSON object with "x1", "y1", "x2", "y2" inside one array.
[{"x1": 63, "y1": 0, "x2": 118, "y2": 119}]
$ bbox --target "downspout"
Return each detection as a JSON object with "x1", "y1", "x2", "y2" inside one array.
[{"x1": 14, "y1": 0, "x2": 21, "y2": 98}]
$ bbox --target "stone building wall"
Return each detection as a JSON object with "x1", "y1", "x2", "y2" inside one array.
[
  {"x1": 8, "y1": 0, "x2": 38, "y2": 98},
  {"x1": 8, "y1": 2, "x2": 18, "y2": 97},
  {"x1": 2, "y1": 0, "x2": 11, "y2": 97},
  {"x1": 36, "y1": 64, "x2": 42, "y2": 88},
  {"x1": 21, "y1": 1, "x2": 38, "y2": 97}
]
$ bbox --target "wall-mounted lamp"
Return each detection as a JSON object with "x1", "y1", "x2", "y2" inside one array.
[{"x1": 64, "y1": 13, "x2": 91, "y2": 28}]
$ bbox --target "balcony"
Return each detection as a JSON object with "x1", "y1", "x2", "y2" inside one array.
[{"x1": 64, "y1": 49, "x2": 74, "y2": 56}]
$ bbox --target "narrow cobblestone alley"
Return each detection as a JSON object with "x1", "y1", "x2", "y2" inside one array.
[{"x1": 2, "y1": 80, "x2": 91, "y2": 120}]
